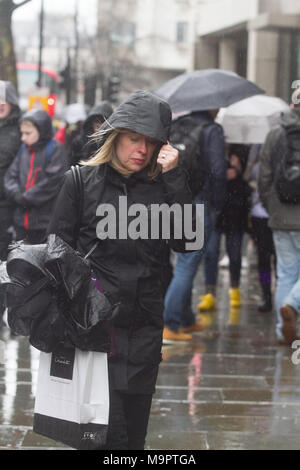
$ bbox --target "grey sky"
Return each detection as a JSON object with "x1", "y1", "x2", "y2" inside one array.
[{"x1": 13, "y1": 0, "x2": 97, "y2": 33}]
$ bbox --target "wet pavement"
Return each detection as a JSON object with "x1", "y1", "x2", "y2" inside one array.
[{"x1": 1, "y1": 242, "x2": 300, "y2": 450}]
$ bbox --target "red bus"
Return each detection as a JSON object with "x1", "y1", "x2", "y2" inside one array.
[{"x1": 16, "y1": 63, "x2": 61, "y2": 118}]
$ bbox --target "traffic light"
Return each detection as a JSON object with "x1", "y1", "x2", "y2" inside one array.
[
  {"x1": 59, "y1": 60, "x2": 71, "y2": 104},
  {"x1": 108, "y1": 76, "x2": 121, "y2": 104}
]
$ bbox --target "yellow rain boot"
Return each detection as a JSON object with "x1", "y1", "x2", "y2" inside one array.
[
  {"x1": 198, "y1": 293, "x2": 216, "y2": 312},
  {"x1": 229, "y1": 288, "x2": 241, "y2": 307},
  {"x1": 228, "y1": 307, "x2": 241, "y2": 325}
]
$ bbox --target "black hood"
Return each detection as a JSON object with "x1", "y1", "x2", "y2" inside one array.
[
  {"x1": 101, "y1": 90, "x2": 172, "y2": 144},
  {"x1": 83, "y1": 101, "x2": 114, "y2": 135},
  {"x1": 20, "y1": 109, "x2": 53, "y2": 148}
]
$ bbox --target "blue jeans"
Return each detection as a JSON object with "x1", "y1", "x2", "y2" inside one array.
[
  {"x1": 163, "y1": 202, "x2": 216, "y2": 331},
  {"x1": 273, "y1": 231, "x2": 300, "y2": 339}
]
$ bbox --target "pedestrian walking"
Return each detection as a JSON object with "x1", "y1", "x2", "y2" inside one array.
[
  {"x1": 69, "y1": 101, "x2": 113, "y2": 166},
  {"x1": 4, "y1": 109, "x2": 68, "y2": 244},
  {"x1": 0, "y1": 81, "x2": 21, "y2": 328},
  {"x1": 47, "y1": 90, "x2": 197, "y2": 450},
  {"x1": 163, "y1": 109, "x2": 227, "y2": 343},
  {"x1": 258, "y1": 105, "x2": 300, "y2": 344},
  {"x1": 245, "y1": 144, "x2": 276, "y2": 312},
  {"x1": 199, "y1": 144, "x2": 252, "y2": 311}
]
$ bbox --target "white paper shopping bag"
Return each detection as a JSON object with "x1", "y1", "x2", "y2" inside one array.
[{"x1": 33, "y1": 345, "x2": 109, "y2": 449}]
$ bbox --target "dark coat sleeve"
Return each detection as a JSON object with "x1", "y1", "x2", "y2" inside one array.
[
  {"x1": 205, "y1": 124, "x2": 227, "y2": 212},
  {"x1": 0, "y1": 128, "x2": 21, "y2": 201},
  {"x1": 47, "y1": 170, "x2": 79, "y2": 249},
  {"x1": 3, "y1": 149, "x2": 22, "y2": 202},
  {"x1": 161, "y1": 165, "x2": 201, "y2": 252},
  {"x1": 257, "y1": 127, "x2": 280, "y2": 210}
]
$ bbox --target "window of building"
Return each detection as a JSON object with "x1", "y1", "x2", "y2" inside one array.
[
  {"x1": 291, "y1": 32, "x2": 300, "y2": 81},
  {"x1": 176, "y1": 22, "x2": 188, "y2": 43},
  {"x1": 110, "y1": 20, "x2": 136, "y2": 45}
]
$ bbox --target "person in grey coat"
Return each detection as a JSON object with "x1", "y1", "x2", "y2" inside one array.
[
  {"x1": 258, "y1": 107, "x2": 300, "y2": 344},
  {"x1": 4, "y1": 109, "x2": 68, "y2": 244},
  {"x1": 0, "y1": 81, "x2": 21, "y2": 327}
]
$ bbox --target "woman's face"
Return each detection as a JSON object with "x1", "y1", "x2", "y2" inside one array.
[
  {"x1": 0, "y1": 102, "x2": 12, "y2": 120},
  {"x1": 115, "y1": 131, "x2": 158, "y2": 173}
]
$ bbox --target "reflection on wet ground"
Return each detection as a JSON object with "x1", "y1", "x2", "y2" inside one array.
[{"x1": 1, "y1": 251, "x2": 300, "y2": 450}]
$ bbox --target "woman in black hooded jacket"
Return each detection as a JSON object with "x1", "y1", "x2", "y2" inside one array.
[{"x1": 47, "y1": 91, "x2": 197, "y2": 450}]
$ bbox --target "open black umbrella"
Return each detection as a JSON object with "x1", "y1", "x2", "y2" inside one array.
[{"x1": 155, "y1": 69, "x2": 265, "y2": 114}]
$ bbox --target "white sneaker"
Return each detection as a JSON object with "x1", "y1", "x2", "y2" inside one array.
[{"x1": 219, "y1": 254, "x2": 229, "y2": 268}]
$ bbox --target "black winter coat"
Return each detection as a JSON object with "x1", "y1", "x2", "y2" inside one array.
[
  {"x1": 0, "y1": 107, "x2": 21, "y2": 258},
  {"x1": 48, "y1": 162, "x2": 194, "y2": 393},
  {"x1": 0, "y1": 107, "x2": 21, "y2": 205}
]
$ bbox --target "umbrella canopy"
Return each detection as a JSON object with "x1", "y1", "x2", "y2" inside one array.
[
  {"x1": 217, "y1": 95, "x2": 290, "y2": 144},
  {"x1": 61, "y1": 103, "x2": 88, "y2": 124},
  {"x1": 154, "y1": 69, "x2": 264, "y2": 114}
]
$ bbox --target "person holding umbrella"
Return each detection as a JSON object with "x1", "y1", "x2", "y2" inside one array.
[
  {"x1": 162, "y1": 107, "x2": 227, "y2": 342},
  {"x1": 155, "y1": 69, "x2": 264, "y2": 342}
]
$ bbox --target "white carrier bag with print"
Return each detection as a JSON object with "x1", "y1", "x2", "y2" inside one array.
[{"x1": 33, "y1": 345, "x2": 109, "y2": 450}]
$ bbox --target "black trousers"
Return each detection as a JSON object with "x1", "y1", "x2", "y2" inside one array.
[
  {"x1": 103, "y1": 389, "x2": 153, "y2": 450},
  {"x1": 251, "y1": 217, "x2": 275, "y2": 273}
]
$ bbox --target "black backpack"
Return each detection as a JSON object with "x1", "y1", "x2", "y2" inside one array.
[
  {"x1": 274, "y1": 125, "x2": 300, "y2": 204},
  {"x1": 169, "y1": 115, "x2": 208, "y2": 197}
]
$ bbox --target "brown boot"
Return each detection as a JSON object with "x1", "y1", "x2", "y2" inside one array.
[
  {"x1": 280, "y1": 305, "x2": 297, "y2": 344},
  {"x1": 163, "y1": 327, "x2": 192, "y2": 344},
  {"x1": 179, "y1": 320, "x2": 206, "y2": 334}
]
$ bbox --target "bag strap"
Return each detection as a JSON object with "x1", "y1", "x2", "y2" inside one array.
[
  {"x1": 70, "y1": 165, "x2": 84, "y2": 243},
  {"x1": 70, "y1": 165, "x2": 100, "y2": 260}
]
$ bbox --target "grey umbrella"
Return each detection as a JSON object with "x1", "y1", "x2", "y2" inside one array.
[{"x1": 154, "y1": 69, "x2": 265, "y2": 114}]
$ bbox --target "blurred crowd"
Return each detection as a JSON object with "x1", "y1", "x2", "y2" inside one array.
[{"x1": 0, "y1": 78, "x2": 299, "y2": 348}]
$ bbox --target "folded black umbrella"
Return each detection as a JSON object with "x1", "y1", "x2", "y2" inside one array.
[
  {"x1": 44, "y1": 233, "x2": 91, "y2": 300},
  {"x1": 3, "y1": 235, "x2": 118, "y2": 353},
  {"x1": 155, "y1": 68, "x2": 265, "y2": 114}
]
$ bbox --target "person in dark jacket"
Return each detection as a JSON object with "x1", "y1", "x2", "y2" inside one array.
[
  {"x1": 47, "y1": 90, "x2": 197, "y2": 450},
  {"x1": 69, "y1": 101, "x2": 113, "y2": 166},
  {"x1": 0, "y1": 81, "x2": 21, "y2": 327},
  {"x1": 4, "y1": 109, "x2": 68, "y2": 244},
  {"x1": 201, "y1": 144, "x2": 252, "y2": 309},
  {"x1": 258, "y1": 107, "x2": 300, "y2": 344},
  {"x1": 163, "y1": 109, "x2": 227, "y2": 342}
]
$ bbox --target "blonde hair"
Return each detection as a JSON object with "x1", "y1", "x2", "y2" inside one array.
[{"x1": 80, "y1": 128, "x2": 161, "y2": 179}]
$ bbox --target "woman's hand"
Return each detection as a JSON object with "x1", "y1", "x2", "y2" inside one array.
[{"x1": 157, "y1": 142, "x2": 179, "y2": 173}]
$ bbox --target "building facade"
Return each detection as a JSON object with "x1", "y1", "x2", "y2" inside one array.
[
  {"x1": 194, "y1": 0, "x2": 300, "y2": 101},
  {"x1": 96, "y1": 0, "x2": 200, "y2": 99}
]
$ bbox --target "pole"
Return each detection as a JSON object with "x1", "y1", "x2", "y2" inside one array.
[
  {"x1": 37, "y1": 0, "x2": 45, "y2": 87},
  {"x1": 73, "y1": 0, "x2": 79, "y2": 102}
]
